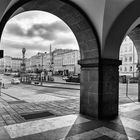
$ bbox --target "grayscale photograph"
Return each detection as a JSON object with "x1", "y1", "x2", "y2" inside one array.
[{"x1": 0, "y1": 0, "x2": 140, "y2": 140}]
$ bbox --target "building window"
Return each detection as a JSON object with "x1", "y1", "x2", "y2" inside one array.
[
  {"x1": 125, "y1": 46, "x2": 127, "y2": 52},
  {"x1": 120, "y1": 67, "x2": 122, "y2": 71},
  {"x1": 125, "y1": 67, "x2": 127, "y2": 71},
  {"x1": 130, "y1": 66, "x2": 133, "y2": 71},
  {"x1": 129, "y1": 56, "x2": 132, "y2": 62},
  {"x1": 125, "y1": 57, "x2": 127, "y2": 62}
]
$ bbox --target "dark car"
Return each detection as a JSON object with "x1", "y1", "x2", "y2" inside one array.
[
  {"x1": 119, "y1": 75, "x2": 127, "y2": 83},
  {"x1": 129, "y1": 77, "x2": 138, "y2": 83},
  {"x1": 66, "y1": 74, "x2": 80, "y2": 83}
]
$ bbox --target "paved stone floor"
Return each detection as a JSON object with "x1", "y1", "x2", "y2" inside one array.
[
  {"x1": 0, "y1": 94, "x2": 140, "y2": 139},
  {"x1": 0, "y1": 96, "x2": 79, "y2": 126}
]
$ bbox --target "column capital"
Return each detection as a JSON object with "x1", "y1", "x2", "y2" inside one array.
[
  {"x1": 100, "y1": 58, "x2": 122, "y2": 66},
  {"x1": 78, "y1": 58, "x2": 122, "y2": 68}
]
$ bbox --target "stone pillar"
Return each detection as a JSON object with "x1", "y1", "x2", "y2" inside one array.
[
  {"x1": 78, "y1": 58, "x2": 99, "y2": 118},
  {"x1": 98, "y1": 59, "x2": 121, "y2": 119},
  {"x1": 78, "y1": 58, "x2": 121, "y2": 119},
  {"x1": 137, "y1": 64, "x2": 140, "y2": 102}
]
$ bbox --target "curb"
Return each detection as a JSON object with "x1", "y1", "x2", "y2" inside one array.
[{"x1": 31, "y1": 83, "x2": 80, "y2": 90}]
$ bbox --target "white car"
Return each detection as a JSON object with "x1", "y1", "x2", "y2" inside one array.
[
  {"x1": 62, "y1": 76, "x2": 68, "y2": 80},
  {"x1": 11, "y1": 78, "x2": 20, "y2": 84}
]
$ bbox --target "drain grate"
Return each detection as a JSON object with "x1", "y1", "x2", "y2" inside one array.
[
  {"x1": 8, "y1": 100, "x2": 27, "y2": 104},
  {"x1": 21, "y1": 111, "x2": 55, "y2": 120}
]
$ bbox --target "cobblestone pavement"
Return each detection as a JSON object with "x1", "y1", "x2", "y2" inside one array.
[
  {"x1": 0, "y1": 93, "x2": 80, "y2": 127},
  {"x1": 0, "y1": 92, "x2": 139, "y2": 128},
  {"x1": 1, "y1": 99, "x2": 140, "y2": 140}
]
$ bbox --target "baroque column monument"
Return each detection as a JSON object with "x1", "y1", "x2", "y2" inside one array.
[{"x1": 21, "y1": 48, "x2": 26, "y2": 73}]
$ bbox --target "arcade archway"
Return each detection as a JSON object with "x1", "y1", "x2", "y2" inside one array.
[{"x1": 0, "y1": 0, "x2": 100, "y2": 118}]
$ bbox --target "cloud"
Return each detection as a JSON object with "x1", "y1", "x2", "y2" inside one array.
[
  {"x1": 27, "y1": 24, "x2": 57, "y2": 41},
  {"x1": 5, "y1": 20, "x2": 71, "y2": 42},
  {"x1": 54, "y1": 36, "x2": 77, "y2": 45},
  {"x1": 4, "y1": 23, "x2": 25, "y2": 36},
  {"x1": 1, "y1": 38, "x2": 50, "y2": 51},
  {"x1": 26, "y1": 21, "x2": 70, "y2": 40}
]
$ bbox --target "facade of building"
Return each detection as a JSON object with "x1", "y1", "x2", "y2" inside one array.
[
  {"x1": 119, "y1": 36, "x2": 138, "y2": 77},
  {"x1": 25, "y1": 58, "x2": 31, "y2": 72},
  {"x1": 0, "y1": 56, "x2": 12, "y2": 73},
  {"x1": 24, "y1": 49, "x2": 80, "y2": 75},
  {"x1": 11, "y1": 58, "x2": 22, "y2": 72},
  {"x1": 0, "y1": 49, "x2": 81, "y2": 75},
  {"x1": 0, "y1": 56, "x2": 22, "y2": 73},
  {"x1": 42, "y1": 52, "x2": 51, "y2": 71},
  {"x1": 52, "y1": 49, "x2": 70, "y2": 74},
  {"x1": 62, "y1": 50, "x2": 80, "y2": 74},
  {"x1": 27, "y1": 52, "x2": 50, "y2": 72},
  {"x1": 53, "y1": 54, "x2": 63, "y2": 73}
]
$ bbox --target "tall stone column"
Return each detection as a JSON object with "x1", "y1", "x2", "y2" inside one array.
[
  {"x1": 78, "y1": 58, "x2": 121, "y2": 119},
  {"x1": 78, "y1": 58, "x2": 99, "y2": 118},
  {"x1": 98, "y1": 59, "x2": 121, "y2": 119},
  {"x1": 137, "y1": 64, "x2": 140, "y2": 102}
]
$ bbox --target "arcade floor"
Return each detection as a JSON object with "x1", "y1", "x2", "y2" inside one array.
[{"x1": 0, "y1": 99, "x2": 140, "y2": 140}]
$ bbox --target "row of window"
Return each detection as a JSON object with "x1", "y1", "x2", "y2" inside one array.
[
  {"x1": 119, "y1": 66, "x2": 135, "y2": 72},
  {"x1": 120, "y1": 56, "x2": 133, "y2": 62},
  {"x1": 120, "y1": 44, "x2": 133, "y2": 53}
]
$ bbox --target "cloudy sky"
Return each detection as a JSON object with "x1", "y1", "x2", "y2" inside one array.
[{"x1": 0, "y1": 11, "x2": 79, "y2": 58}]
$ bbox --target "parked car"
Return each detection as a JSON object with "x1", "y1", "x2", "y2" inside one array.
[
  {"x1": 62, "y1": 76, "x2": 68, "y2": 80},
  {"x1": 66, "y1": 74, "x2": 80, "y2": 83},
  {"x1": 129, "y1": 77, "x2": 138, "y2": 83},
  {"x1": 119, "y1": 75, "x2": 127, "y2": 83},
  {"x1": 11, "y1": 78, "x2": 20, "y2": 84}
]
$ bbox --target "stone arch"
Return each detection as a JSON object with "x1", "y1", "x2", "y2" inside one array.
[
  {"x1": 101, "y1": 1, "x2": 140, "y2": 115},
  {"x1": 128, "y1": 27, "x2": 140, "y2": 102},
  {"x1": 0, "y1": 0, "x2": 100, "y2": 60},
  {"x1": 0, "y1": 0, "x2": 101, "y2": 118},
  {"x1": 103, "y1": 0, "x2": 140, "y2": 60},
  {"x1": 129, "y1": 27, "x2": 140, "y2": 63}
]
